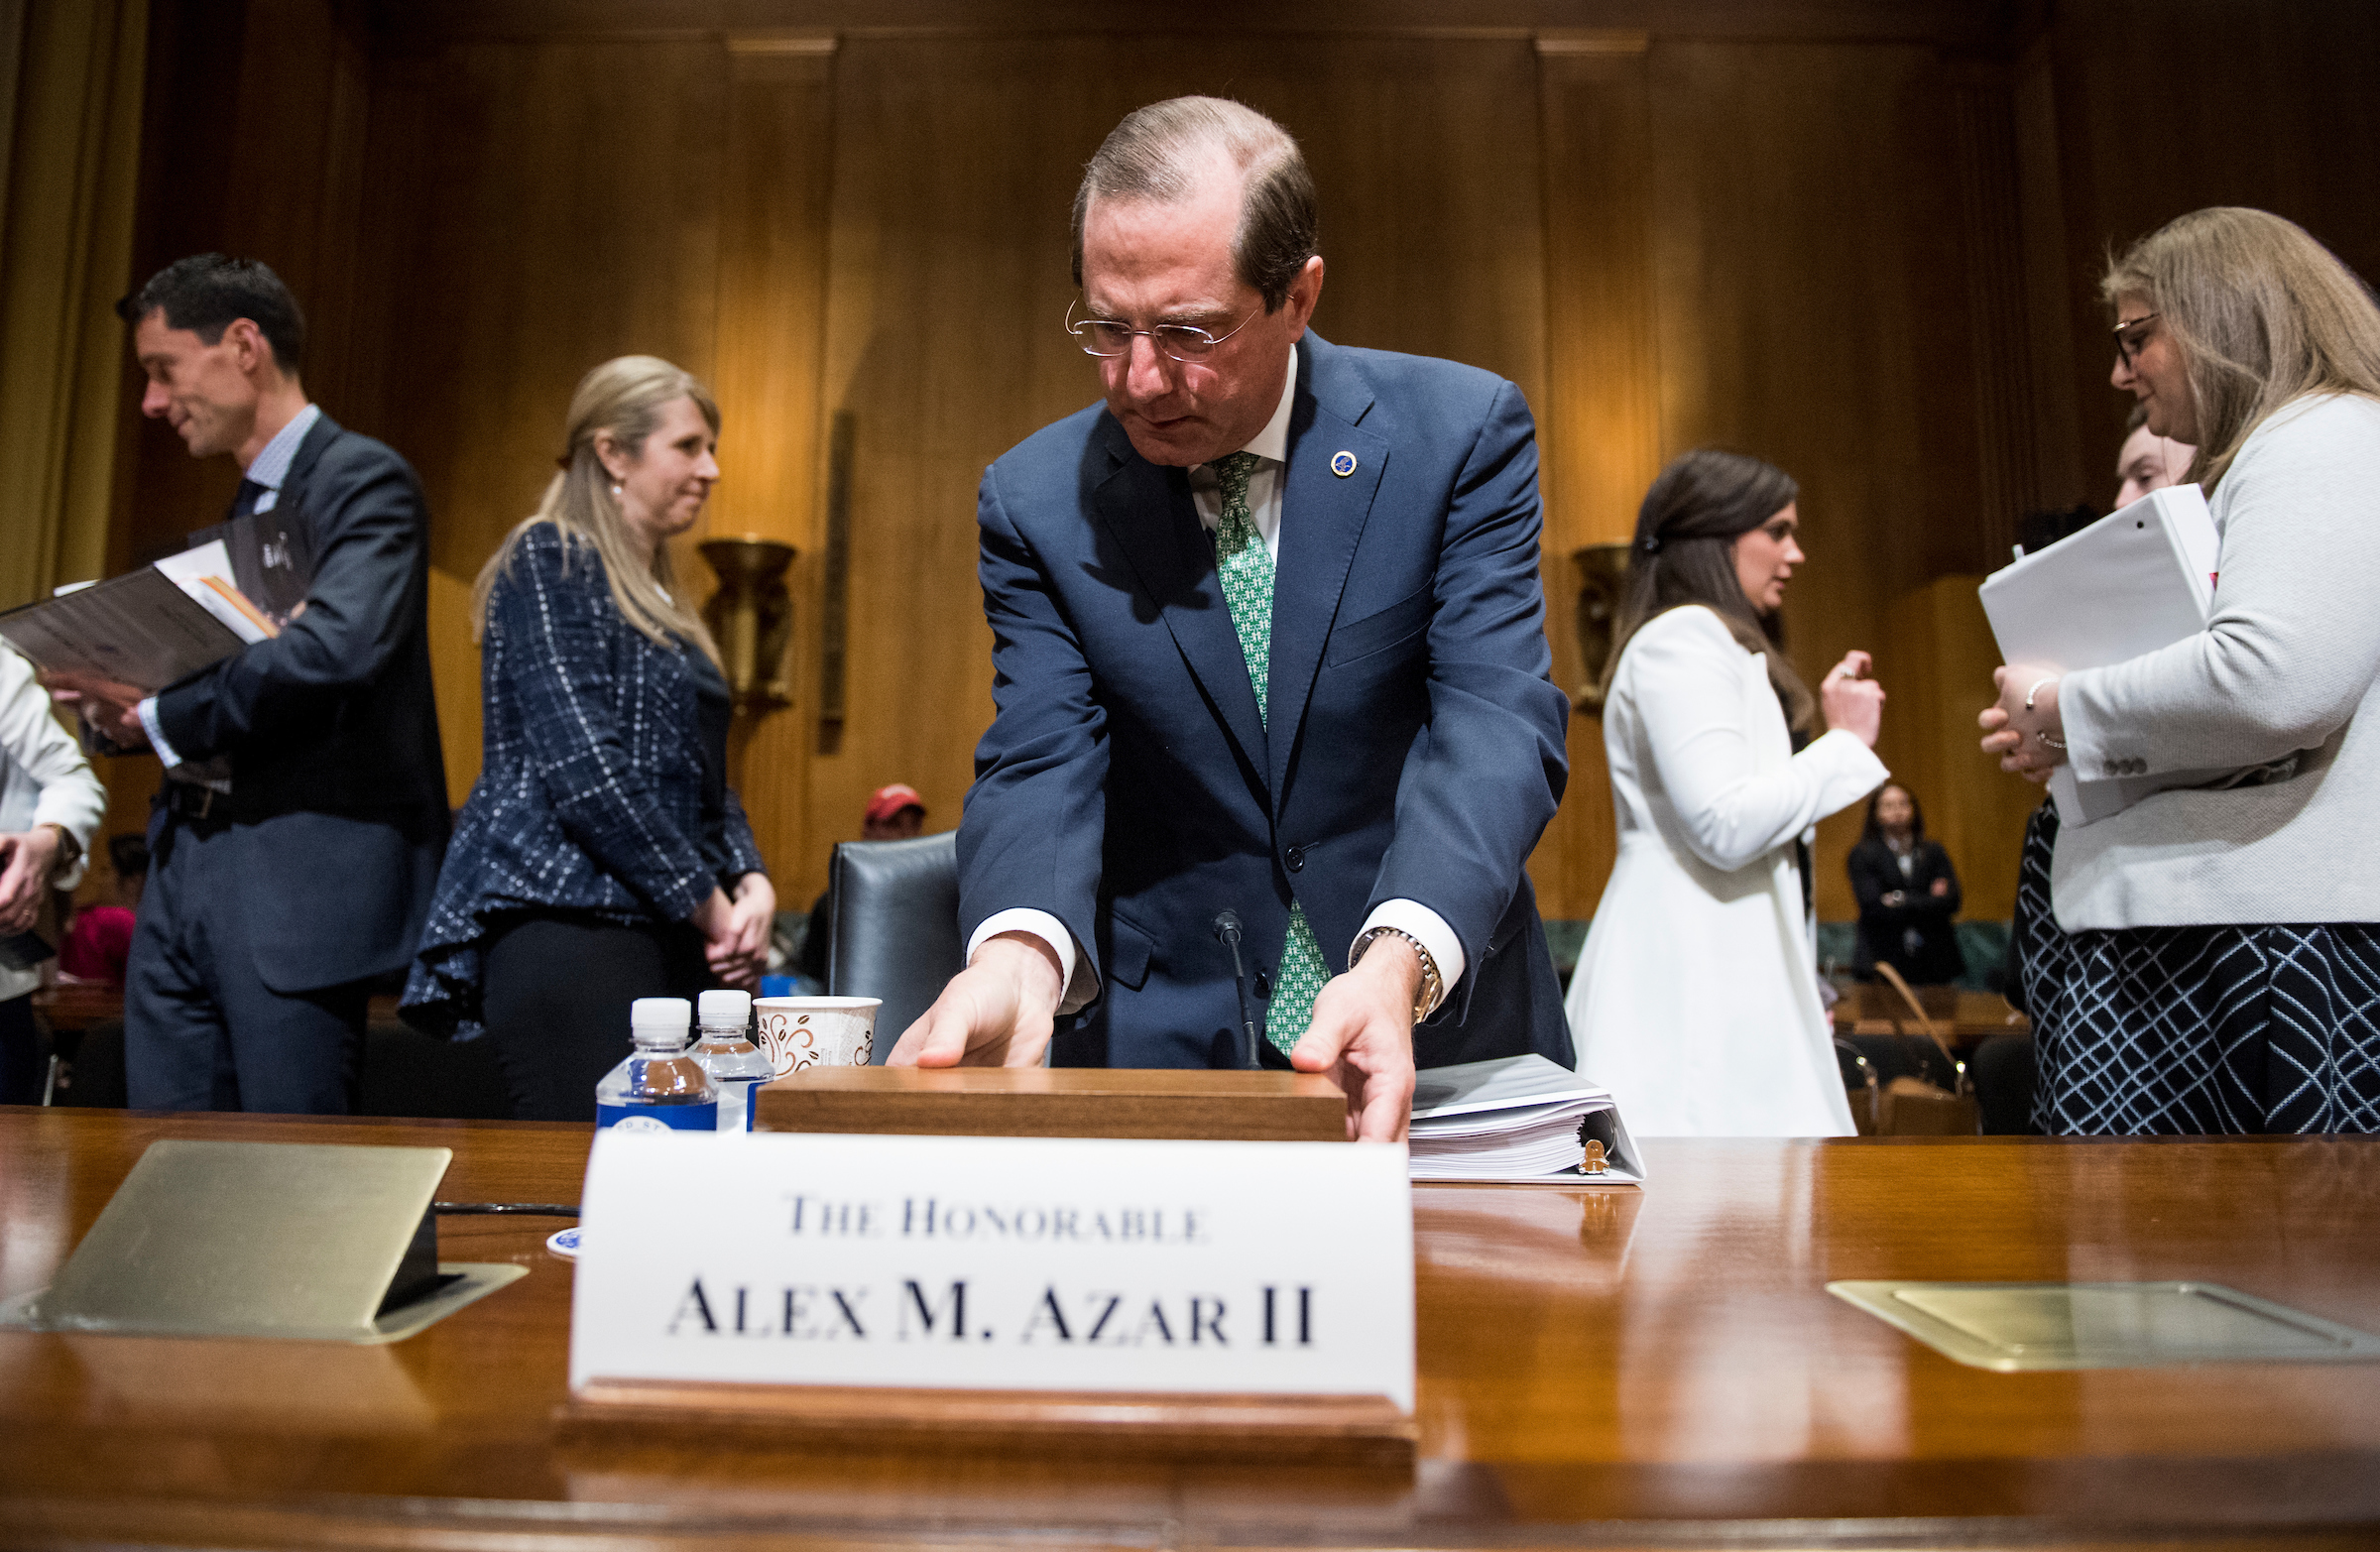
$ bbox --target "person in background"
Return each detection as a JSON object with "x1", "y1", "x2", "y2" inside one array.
[
  {"x1": 2114, "y1": 400, "x2": 2198, "y2": 508},
  {"x1": 1981, "y1": 206, "x2": 2380, "y2": 1134},
  {"x1": 59, "y1": 835, "x2": 149, "y2": 988},
  {"x1": 402, "y1": 356, "x2": 774, "y2": 1122},
  {"x1": 1846, "y1": 783, "x2": 1964, "y2": 986},
  {"x1": 0, "y1": 646, "x2": 106, "y2": 1103},
  {"x1": 798, "y1": 783, "x2": 927, "y2": 989},
  {"x1": 1566, "y1": 449, "x2": 1888, "y2": 1136},
  {"x1": 54, "y1": 255, "x2": 448, "y2": 1115}
]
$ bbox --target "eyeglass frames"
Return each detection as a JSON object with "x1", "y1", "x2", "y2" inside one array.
[
  {"x1": 2112, "y1": 311, "x2": 2160, "y2": 368},
  {"x1": 1065, "y1": 299, "x2": 1255, "y2": 363}
]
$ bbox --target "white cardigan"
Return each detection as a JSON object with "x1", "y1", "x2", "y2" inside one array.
[
  {"x1": 1565, "y1": 606, "x2": 1886, "y2": 1136},
  {"x1": 2056, "y1": 394, "x2": 2380, "y2": 929},
  {"x1": 0, "y1": 645, "x2": 106, "y2": 1002}
]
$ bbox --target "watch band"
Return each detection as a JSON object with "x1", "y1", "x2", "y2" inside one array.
[
  {"x1": 1352, "y1": 925, "x2": 1443, "y2": 1024},
  {"x1": 38, "y1": 822, "x2": 80, "y2": 879}
]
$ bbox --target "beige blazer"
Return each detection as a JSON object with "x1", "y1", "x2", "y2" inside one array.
[{"x1": 2056, "y1": 395, "x2": 2380, "y2": 929}]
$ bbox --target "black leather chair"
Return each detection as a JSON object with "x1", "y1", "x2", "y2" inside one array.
[{"x1": 826, "y1": 830, "x2": 963, "y2": 1054}]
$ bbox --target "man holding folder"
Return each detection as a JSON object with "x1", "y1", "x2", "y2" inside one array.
[{"x1": 57, "y1": 255, "x2": 446, "y2": 1114}]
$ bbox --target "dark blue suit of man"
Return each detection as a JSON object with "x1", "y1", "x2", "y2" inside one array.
[
  {"x1": 82, "y1": 257, "x2": 447, "y2": 1113},
  {"x1": 965, "y1": 329, "x2": 1575, "y2": 1074},
  {"x1": 891, "y1": 96, "x2": 1570, "y2": 1138}
]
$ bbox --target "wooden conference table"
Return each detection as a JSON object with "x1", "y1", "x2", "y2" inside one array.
[{"x1": 2, "y1": 1109, "x2": 2376, "y2": 1549}]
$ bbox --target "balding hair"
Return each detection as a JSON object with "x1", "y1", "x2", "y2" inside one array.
[{"x1": 1071, "y1": 96, "x2": 1318, "y2": 312}]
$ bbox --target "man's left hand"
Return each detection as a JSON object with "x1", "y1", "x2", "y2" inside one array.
[
  {"x1": 1291, "y1": 935, "x2": 1421, "y2": 1143},
  {"x1": 43, "y1": 670, "x2": 149, "y2": 749}
]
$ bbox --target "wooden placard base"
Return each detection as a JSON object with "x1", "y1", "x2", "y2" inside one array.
[
  {"x1": 557, "y1": 1377, "x2": 1416, "y2": 1467},
  {"x1": 754, "y1": 1066, "x2": 1349, "y2": 1142}
]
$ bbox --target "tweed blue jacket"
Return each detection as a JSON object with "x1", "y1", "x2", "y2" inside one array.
[{"x1": 402, "y1": 523, "x2": 766, "y2": 1035}]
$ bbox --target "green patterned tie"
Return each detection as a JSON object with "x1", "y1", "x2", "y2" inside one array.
[{"x1": 1212, "y1": 451, "x2": 1332, "y2": 1055}]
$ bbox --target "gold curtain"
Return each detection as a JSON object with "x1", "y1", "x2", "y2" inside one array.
[{"x1": 0, "y1": 0, "x2": 146, "y2": 608}]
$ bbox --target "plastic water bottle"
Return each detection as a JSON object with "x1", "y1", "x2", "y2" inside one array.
[
  {"x1": 691, "y1": 989, "x2": 772, "y2": 1132},
  {"x1": 594, "y1": 998, "x2": 717, "y2": 1132}
]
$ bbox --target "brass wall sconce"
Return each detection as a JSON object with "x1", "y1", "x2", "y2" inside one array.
[
  {"x1": 699, "y1": 536, "x2": 797, "y2": 713},
  {"x1": 1572, "y1": 541, "x2": 1633, "y2": 714}
]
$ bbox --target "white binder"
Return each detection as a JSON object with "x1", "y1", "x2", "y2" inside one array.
[{"x1": 1977, "y1": 485, "x2": 2224, "y2": 826}]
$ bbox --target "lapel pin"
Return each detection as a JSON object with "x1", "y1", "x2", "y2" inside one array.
[{"x1": 1330, "y1": 450, "x2": 1358, "y2": 478}]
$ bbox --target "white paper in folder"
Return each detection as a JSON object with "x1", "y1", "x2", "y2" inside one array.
[{"x1": 1978, "y1": 484, "x2": 2229, "y2": 826}]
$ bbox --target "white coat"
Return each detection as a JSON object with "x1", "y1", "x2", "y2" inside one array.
[{"x1": 1565, "y1": 605, "x2": 1886, "y2": 1136}]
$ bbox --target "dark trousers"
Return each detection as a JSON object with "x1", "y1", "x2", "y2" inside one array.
[
  {"x1": 125, "y1": 817, "x2": 368, "y2": 1113},
  {"x1": 0, "y1": 994, "x2": 39, "y2": 1105},
  {"x1": 481, "y1": 913, "x2": 707, "y2": 1122}
]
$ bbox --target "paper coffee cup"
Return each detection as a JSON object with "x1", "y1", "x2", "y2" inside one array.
[{"x1": 754, "y1": 996, "x2": 881, "y2": 1076}]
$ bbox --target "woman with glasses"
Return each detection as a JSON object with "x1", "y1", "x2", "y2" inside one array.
[
  {"x1": 402, "y1": 356, "x2": 774, "y2": 1121},
  {"x1": 1566, "y1": 449, "x2": 1889, "y2": 1136},
  {"x1": 1981, "y1": 207, "x2": 2380, "y2": 1134}
]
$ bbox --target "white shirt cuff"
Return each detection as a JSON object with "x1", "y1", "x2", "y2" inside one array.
[
  {"x1": 968, "y1": 907, "x2": 1099, "y2": 1016},
  {"x1": 135, "y1": 697, "x2": 184, "y2": 767},
  {"x1": 1351, "y1": 898, "x2": 1467, "y2": 1015}
]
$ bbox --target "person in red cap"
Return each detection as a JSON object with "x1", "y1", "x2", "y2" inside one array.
[
  {"x1": 862, "y1": 783, "x2": 927, "y2": 840},
  {"x1": 798, "y1": 784, "x2": 927, "y2": 986}
]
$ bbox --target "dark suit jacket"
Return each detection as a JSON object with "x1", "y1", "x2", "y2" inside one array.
[
  {"x1": 149, "y1": 412, "x2": 448, "y2": 993},
  {"x1": 1846, "y1": 836, "x2": 1965, "y2": 985},
  {"x1": 963, "y1": 333, "x2": 1575, "y2": 1070},
  {"x1": 401, "y1": 524, "x2": 768, "y2": 1036}
]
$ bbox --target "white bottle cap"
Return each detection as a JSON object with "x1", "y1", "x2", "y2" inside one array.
[
  {"x1": 698, "y1": 990, "x2": 752, "y2": 1024},
  {"x1": 630, "y1": 998, "x2": 692, "y2": 1032}
]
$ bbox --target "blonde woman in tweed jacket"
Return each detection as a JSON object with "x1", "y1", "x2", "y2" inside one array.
[
  {"x1": 404, "y1": 358, "x2": 773, "y2": 1121},
  {"x1": 1982, "y1": 208, "x2": 2380, "y2": 1134}
]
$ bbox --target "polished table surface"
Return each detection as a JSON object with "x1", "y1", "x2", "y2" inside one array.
[{"x1": 2, "y1": 1109, "x2": 2377, "y2": 1549}]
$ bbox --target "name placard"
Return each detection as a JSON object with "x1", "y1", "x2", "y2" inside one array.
[{"x1": 569, "y1": 1132, "x2": 1414, "y2": 1412}]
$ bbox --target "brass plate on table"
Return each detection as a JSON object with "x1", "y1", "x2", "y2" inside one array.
[
  {"x1": 1829, "y1": 1280, "x2": 2380, "y2": 1372},
  {"x1": 0, "y1": 1139, "x2": 528, "y2": 1344}
]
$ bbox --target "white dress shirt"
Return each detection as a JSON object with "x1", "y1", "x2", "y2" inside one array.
[
  {"x1": 138, "y1": 403, "x2": 321, "y2": 771},
  {"x1": 969, "y1": 359, "x2": 1469, "y2": 1018}
]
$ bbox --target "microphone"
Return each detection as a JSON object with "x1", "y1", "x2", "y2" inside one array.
[{"x1": 1212, "y1": 909, "x2": 1261, "y2": 1070}]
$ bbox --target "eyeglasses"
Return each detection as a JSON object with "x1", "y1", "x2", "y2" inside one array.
[
  {"x1": 1065, "y1": 299, "x2": 1255, "y2": 362},
  {"x1": 2112, "y1": 312, "x2": 2160, "y2": 368}
]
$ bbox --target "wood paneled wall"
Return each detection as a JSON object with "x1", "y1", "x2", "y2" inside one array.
[{"x1": 93, "y1": 0, "x2": 2380, "y2": 931}]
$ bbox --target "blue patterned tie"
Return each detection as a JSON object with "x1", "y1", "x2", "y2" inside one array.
[{"x1": 1212, "y1": 452, "x2": 1331, "y2": 1055}]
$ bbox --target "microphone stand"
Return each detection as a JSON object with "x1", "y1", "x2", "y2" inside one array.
[{"x1": 1212, "y1": 909, "x2": 1261, "y2": 1070}]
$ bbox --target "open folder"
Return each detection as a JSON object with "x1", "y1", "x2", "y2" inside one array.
[
  {"x1": 0, "y1": 511, "x2": 305, "y2": 694},
  {"x1": 1977, "y1": 484, "x2": 2230, "y2": 827}
]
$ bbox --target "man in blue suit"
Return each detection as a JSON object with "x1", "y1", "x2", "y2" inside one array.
[
  {"x1": 890, "y1": 98, "x2": 1572, "y2": 1140},
  {"x1": 59, "y1": 256, "x2": 447, "y2": 1113}
]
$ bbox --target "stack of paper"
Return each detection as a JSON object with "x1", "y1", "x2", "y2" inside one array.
[
  {"x1": 1408, "y1": 1055, "x2": 1643, "y2": 1185},
  {"x1": 1978, "y1": 483, "x2": 2228, "y2": 827}
]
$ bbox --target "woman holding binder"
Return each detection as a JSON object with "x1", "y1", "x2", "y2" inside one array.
[
  {"x1": 1981, "y1": 207, "x2": 2380, "y2": 1134},
  {"x1": 402, "y1": 357, "x2": 774, "y2": 1121},
  {"x1": 1566, "y1": 449, "x2": 1889, "y2": 1136}
]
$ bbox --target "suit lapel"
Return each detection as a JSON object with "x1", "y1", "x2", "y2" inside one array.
[
  {"x1": 275, "y1": 412, "x2": 342, "y2": 528},
  {"x1": 1266, "y1": 337, "x2": 1386, "y2": 809},
  {"x1": 1092, "y1": 425, "x2": 1269, "y2": 772}
]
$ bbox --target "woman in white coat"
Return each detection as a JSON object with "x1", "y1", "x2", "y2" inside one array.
[
  {"x1": 0, "y1": 644, "x2": 107, "y2": 1103},
  {"x1": 1566, "y1": 450, "x2": 1888, "y2": 1136}
]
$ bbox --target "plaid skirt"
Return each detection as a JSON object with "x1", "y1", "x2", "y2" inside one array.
[{"x1": 2015, "y1": 803, "x2": 2380, "y2": 1134}]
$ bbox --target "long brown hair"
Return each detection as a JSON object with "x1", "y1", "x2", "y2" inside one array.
[
  {"x1": 2102, "y1": 207, "x2": 2380, "y2": 491},
  {"x1": 474, "y1": 355, "x2": 722, "y2": 666},
  {"x1": 1604, "y1": 448, "x2": 1815, "y2": 734}
]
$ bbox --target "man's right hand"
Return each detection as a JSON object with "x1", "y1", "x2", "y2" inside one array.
[{"x1": 887, "y1": 932, "x2": 1064, "y2": 1068}]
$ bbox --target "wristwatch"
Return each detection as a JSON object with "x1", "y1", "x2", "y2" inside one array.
[
  {"x1": 1351, "y1": 925, "x2": 1443, "y2": 1024},
  {"x1": 39, "y1": 823, "x2": 79, "y2": 879}
]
